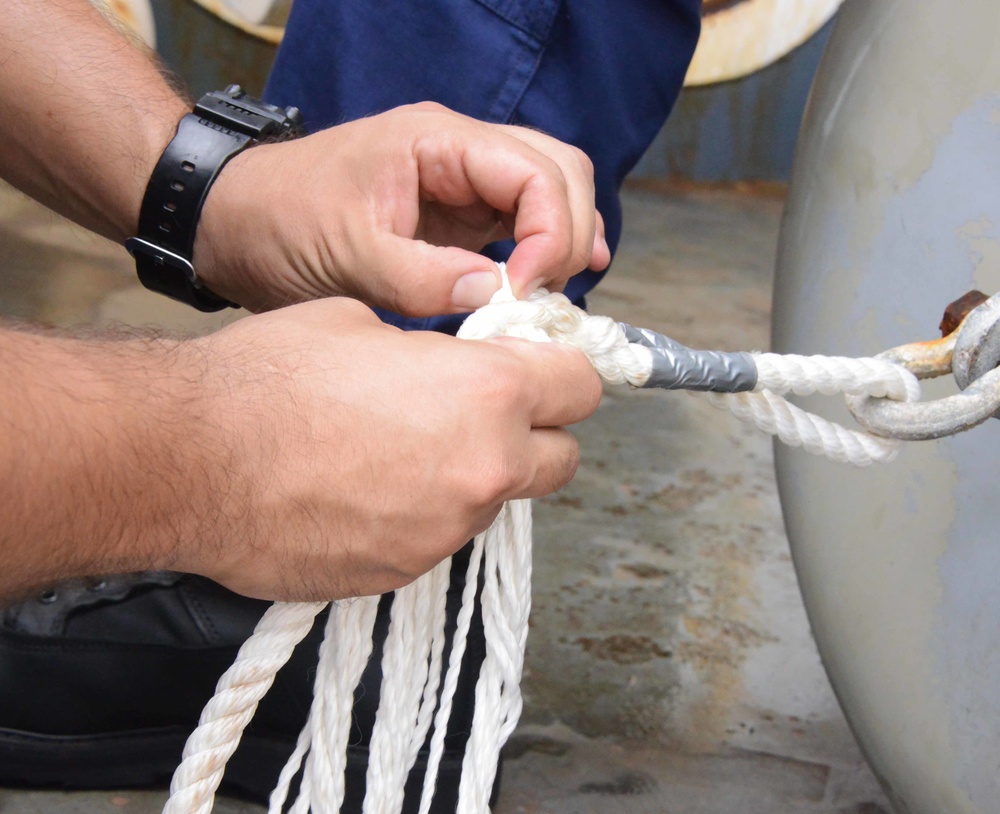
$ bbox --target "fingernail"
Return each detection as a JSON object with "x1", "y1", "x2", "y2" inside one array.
[
  {"x1": 520, "y1": 278, "x2": 546, "y2": 299},
  {"x1": 452, "y1": 270, "x2": 500, "y2": 310}
]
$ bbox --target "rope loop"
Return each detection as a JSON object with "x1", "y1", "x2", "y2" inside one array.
[
  {"x1": 735, "y1": 352, "x2": 920, "y2": 466},
  {"x1": 847, "y1": 293, "x2": 1000, "y2": 441}
]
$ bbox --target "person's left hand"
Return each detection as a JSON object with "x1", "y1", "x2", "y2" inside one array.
[{"x1": 193, "y1": 102, "x2": 610, "y2": 314}]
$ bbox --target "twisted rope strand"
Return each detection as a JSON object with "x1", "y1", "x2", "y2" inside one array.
[
  {"x1": 302, "y1": 596, "x2": 380, "y2": 813},
  {"x1": 164, "y1": 601, "x2": 326, "y2": 814},
  {"x1": 362, "y1": 558, "x2": 451, "y2": 814},
  {"x1": 754, "y1": 353, "x2": 920, "y2": 400},
  {"x1": 707, "y1": 390, "x2": 903, "y2": 465},
  {"x1": 456, "y1": 499, "x2": 533, "y2": 812},
  {"x1": 267, "y1": 713, "x2": 313, "y2": 814},
  {"x1": 416, "y1": 536, "x2": 486, "y2": 814}
]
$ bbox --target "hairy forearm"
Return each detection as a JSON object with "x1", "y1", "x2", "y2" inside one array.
[
  {"x1": 0, "y1": 0, "x2": 188, "y2": 241},
  {"x1": 0, "y1": 324, "x2": 220, "y2": 597}
]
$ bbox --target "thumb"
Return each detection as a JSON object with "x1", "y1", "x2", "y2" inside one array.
[{"x1": 366, "y1": 234, "x2": 503, "y2": 316}]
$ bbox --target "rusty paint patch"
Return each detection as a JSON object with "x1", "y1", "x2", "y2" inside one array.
[
  {"x1": 542, "y1": 493, "x2": 584, "y2": 509},
  {"x1": 574, "y1": 635, "x2": 673, "y2": 665},
  {"x1": 617, "y1": 563, "x2": 671, "y2": 580},
  {"x1": 678, "y1": 615, "x2": 775, "y2": 668},
  {"x1": 648, "y1": 469, "x2": 743, "y2": 512},
  {"x1": 578, "y1": 771, "x2": 658, "y2": 796},
  {"x1": 503, "y1": 733, "x2": 572, "y2": 760}
]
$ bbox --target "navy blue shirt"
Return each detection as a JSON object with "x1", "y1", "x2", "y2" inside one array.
[{"x1": 265, "y1": 0, "x2": 700, "y2": 334}]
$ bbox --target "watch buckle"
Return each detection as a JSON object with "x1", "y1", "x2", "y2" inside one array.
[{"x1": 125, "y1": 237, "x2": 198, "y2": 284}]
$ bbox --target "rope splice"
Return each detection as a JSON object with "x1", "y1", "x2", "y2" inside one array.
[{"x1": 464, "y1": 274, "x2": 921, "y2": 467}]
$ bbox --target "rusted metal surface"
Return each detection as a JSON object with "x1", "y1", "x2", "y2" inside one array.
[
  {"x1": 875, "y1": 332, "x2": 956, "y2": 380},
  {"x1": 940, "y1": 290, "x2": 988, "y2": 337}
]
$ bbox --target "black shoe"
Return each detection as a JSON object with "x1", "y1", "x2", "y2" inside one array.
[{"x1": 0, "y1": 543, "x2": 497, "y2": 812}]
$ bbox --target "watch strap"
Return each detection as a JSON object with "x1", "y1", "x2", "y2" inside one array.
[
  {"x1": 130, "y1": 113, "x2": 248, "y2": 311},
  {"x1": 128, "y1": 85, "x2": 302, "y2": 312}
]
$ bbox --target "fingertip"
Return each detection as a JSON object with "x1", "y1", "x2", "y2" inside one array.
[
  {"x1": 451, "y1": 265, "x2": 502, "y2": 310},
  {"x1": 589, "y1": 231, "x2": 612, "y2": 271},
  {"x1": 505, "y1": 235, "x2": 566, "y2": 299},
  {"x1": 374, "y1": 238, "x2": 505, "y2": 316},
  {"x1": 588, "y1": 210, "x2": 611, "y2": 270},
  {"x1": 519, "y1": 428, "x2": 583, "y2": 499}
]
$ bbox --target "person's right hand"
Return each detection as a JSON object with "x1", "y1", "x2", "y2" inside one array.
[
  {"x1": 194, "y1": 103, "x2": 610, "y2": 315},
  {"x1": 172, "y1": 298, "x2": 602, "y2": 602}
]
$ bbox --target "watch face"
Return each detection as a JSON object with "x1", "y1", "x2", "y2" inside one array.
[{"x1": 197, "y1": 90, "x2": 301, "y2": 138}]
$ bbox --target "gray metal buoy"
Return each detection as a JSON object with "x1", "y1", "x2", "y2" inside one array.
[{"x1": 774, "y1": 2, "x2": 1000, "y2": 812}]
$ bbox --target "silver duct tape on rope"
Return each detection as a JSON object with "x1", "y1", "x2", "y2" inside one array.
[{"x1": 620, "y1": 323, "x2": 758, "y2": 392}]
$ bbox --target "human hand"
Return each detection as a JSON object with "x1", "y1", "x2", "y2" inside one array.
[
  {"x1": 174, "y1": 298, "x2": 602, "y2": 601},
  {"x1": 193, "y1": 102, "x2": 610, "y2": 315}
]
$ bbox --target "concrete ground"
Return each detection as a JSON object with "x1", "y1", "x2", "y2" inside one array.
[{"x1": 0, "y1": 182, "x2": 892, "y2": 813}]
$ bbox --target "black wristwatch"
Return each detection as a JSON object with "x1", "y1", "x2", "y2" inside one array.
[{"x1": 125, "y1": 85, "x2": 303, "y2": 312}]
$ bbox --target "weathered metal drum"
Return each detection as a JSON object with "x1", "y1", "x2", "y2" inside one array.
[{"x1": 774, "y1": 2, "x2": 1000, "y2": 812}]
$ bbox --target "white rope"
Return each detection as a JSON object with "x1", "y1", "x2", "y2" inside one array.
[
  {"x1": 164, "y1": 601, "x2": 325, "y2": 814},
  {"x1": 706, "y1": 389, "x2": 903, "y2": 465},
  {"x1": 416, "y1": 535, "x2": 485, "y2": 814},
  {"x1": 287, "y1": 594, "x2": 381, "y2": 813},
  {"x1": 362, "y1": 559, "x2": 450, "y2": 814},
  {"x1": 703, "y1": 352, "x2": 922, "y2": 466},
  {"x1": 455, "y1": 500, "x2": 532, "y2": 811},
  {"x1": 164, "y1": 269, "x2": 920, "y2": 814},
  {"x1": 754, "y1": 352, "x2": 919, "y2": 400},
  {"x1": 457, "y1": 281, "x2": 652, "y2": 386}
]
